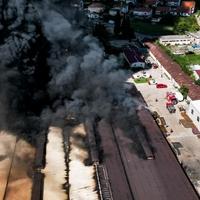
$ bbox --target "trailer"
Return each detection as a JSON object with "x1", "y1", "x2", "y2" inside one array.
[{"x1": 166, "y1": 101, "x2": 176, "y2": 113}]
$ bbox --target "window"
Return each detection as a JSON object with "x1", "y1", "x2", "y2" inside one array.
[
  {"x1": 191, "y1": 109, "x2": 194, "y2": 114},
  {"x1": 197, "y1": 116, "x2": 199, "y2": 122}
]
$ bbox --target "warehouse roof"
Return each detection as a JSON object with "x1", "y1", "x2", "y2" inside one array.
[
  {"x1": 123, "y1": 47, "x2": 144, "y2": 64},
  {"x1": 159, "y1": 35, "x2": 191, "y2": 41}
]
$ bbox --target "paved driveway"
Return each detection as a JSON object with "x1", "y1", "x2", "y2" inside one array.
[{"x1": 133, "y1": 60, "x2": 200, "y2": 195}]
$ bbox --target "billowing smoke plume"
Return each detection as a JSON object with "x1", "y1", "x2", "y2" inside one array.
[{"x1": 0, "y1": 0, "x2": 141, "y2": 143}]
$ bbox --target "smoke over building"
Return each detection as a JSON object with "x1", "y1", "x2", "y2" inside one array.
[{"x1": 0, "y1": 0, "x2": 141, "y2": 144}]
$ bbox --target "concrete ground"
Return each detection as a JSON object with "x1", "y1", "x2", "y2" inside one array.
[{"x1": 132, "y1": 60, "x2": 200, "y2": 195}]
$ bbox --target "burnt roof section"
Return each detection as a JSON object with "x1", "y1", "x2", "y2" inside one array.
[
  {"x1": 146, "y1": 42, "x2": 200, "y2": 100},
  {"x1": 123, "y1": 46, "x2": 144, "y2": 65},
  {"x1": 97, "y1": 107, "x2": 200, "y2": 200}
]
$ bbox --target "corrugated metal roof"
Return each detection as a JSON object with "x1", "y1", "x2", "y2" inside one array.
[
  {"x1": 123, "y1": 47, "x2": 144, "y2": 64},
  {"x1": 181, "y1": 1, "x2": 196, "y2": 9}
]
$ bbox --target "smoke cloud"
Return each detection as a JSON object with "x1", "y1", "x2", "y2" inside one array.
[{"x1": 0, "y1": 0, "x2": 142, "y2": 143}]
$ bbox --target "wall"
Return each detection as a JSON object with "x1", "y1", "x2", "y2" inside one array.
[
  {"x1": 187, "y1": 102, "x2": 200, "y2": 131},
  {"x1": 159, "y1": 39, "x2": 191, "y2": 46},
  {"x1": 131, "y1": 62, "x2": 145, "y2": 68}
]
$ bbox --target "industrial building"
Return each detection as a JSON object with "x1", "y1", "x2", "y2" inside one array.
[
  {"x1": 159, "y1": 35, "x2": 192, "y2": 46},
  {"x1": 123, "y1": 46, "x2": 146, "y2": 68}
]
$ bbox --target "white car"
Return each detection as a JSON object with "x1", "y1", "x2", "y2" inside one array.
[{"x1": 149, "y1": 79, "x2": 157, "y2": 85}]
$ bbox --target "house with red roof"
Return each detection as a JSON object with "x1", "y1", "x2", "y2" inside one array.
[
  {"x1": 180, "y1": 1, "x2": 196, "y2": 15},
  {"x1": 190, "y1": 65, "x2": 200, "y2": 80},
  {"x1": 194, "y1": 70, "x2": 200, "y2": 79}
]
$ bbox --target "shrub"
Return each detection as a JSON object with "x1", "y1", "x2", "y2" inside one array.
[
  {"x1": 179, "y1": 85, "x2": 189, "y2": 99},
  {"x1": 195, "y1": 79, "x2": 200, "y2": 86}
]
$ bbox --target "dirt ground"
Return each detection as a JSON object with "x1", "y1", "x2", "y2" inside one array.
[{"x1": 0, "y1": 131, "x2": 35, "y2": 200}]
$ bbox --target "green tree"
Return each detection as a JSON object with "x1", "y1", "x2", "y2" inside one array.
[
  {"x1": 174, "y1": 15, "x2": 199, "y2": 34},
  {"x1": 114, "y1": 11, "x2": 121, "y2": 35},
  {"x1": 179, "y1": 85, "x2": 189, "y2": 99},
  {"x1": 195, "y1": 79, "x2": 200, "y2": 86}
]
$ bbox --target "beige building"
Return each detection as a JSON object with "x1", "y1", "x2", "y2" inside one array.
[
  {"x1": 188, "y1": 31, "x2": 200, "y2": 44},
  {"x1": 187, "y1": 100, "x2": 200, "y2": 131},
  {"x1": 159, "y1": 35, "x2": 192, "y2": 46}
]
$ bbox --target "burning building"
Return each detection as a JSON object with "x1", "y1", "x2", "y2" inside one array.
[{"x1": 0, "y1": 0, "x2": 199, "y2": 200}]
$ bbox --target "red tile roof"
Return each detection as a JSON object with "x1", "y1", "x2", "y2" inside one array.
[
  {"x1": 181, "y1": 1, "x2": 196, "y2": 9},
  {"x1": 146, "y1": 42, "x2": 200, "y2": 100},
  {"x1": 195, "y1": 70, "x2": 200, "y2": 76}
]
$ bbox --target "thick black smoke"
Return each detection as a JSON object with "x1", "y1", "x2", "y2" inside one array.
[
  {"x1": 0, "y1": 0, "x2": 142, "y2": 143},
  {"x1": 0, "y1": 0, "x2": 49, "y2": 141}
]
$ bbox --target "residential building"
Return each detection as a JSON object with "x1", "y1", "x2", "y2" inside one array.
[
  {"x1": 126, "y1": 0, "x2": 137, "y2": 5},
  {"x1": 170, "y1": 7, "x2": 179, "y2": 15},
  {"x1": 194, "y1": 70, "x2": 200, "y2": 80},
  {"x1": 123, "y1": 46, "x2": 146, "y2": 68},
  {"x1": 166, "y1": 0, "x2": 181, "y2": 7},
  {"x1": 109, "y1": 8, "x2": 120, "y2": 16},
  {"x1": 87, "y1": 3, "x2": 105, "y2": 13},
  {"x1": 132, "y1": 7, "x2": 152, "y2": 17},
  {"x1": 187, "y1": 100, "x2": 200, "y2": 131},
  {"x1": 155, "y1": 6, "x2": 170, "y2": 15},
  {"x1": 159, "y1": 35, "x2": 192, "y2": 46},
  {"x1": 190, "y1": 65, "x2": 200, "y2": 80},
  {"x1": 145, "y1": 0, "x2": 159, "y2": 7},
  {"x1": 181, "y1": 1, "x2": 196, "y2": 15}
]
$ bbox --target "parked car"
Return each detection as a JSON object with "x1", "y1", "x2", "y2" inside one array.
[
  {"x1": 148, "y1": 79, "x2": 157, "y2": 85},
  {"x1": 166, "y1": 104, "x2": 176, "y2": 113},
  {"x1": 152, "y1": 63, "x2": 158, "y2": 69},
  {"x1": 156, "y1": 83, "x2": 167, "y2": 88}
]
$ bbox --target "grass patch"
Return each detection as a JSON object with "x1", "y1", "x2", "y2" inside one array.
[
  {"x1": 134, "y1": 77, "x2": 148, "y2": 83},
  {"x1": 131, "y1": 20, "x2": 174, "y2": 35},
  {"x1": 157, "y1": 43, "x2": 196, "y2": 76},
  {"x1": 175, "y1": 54, "x2": 200, "y2": 66}
]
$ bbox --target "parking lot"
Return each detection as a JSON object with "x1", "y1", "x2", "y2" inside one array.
[{"x1": 132, "y1": 60, "x2": 200, "y2": 194}]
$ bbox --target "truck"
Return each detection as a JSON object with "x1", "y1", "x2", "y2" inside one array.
[
  {"x1": 166, "y1": 92, "x2": 178, "y2": 105},
  {"x1": 166, "y1": 101, "x2": 176, "y2": 113}
]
